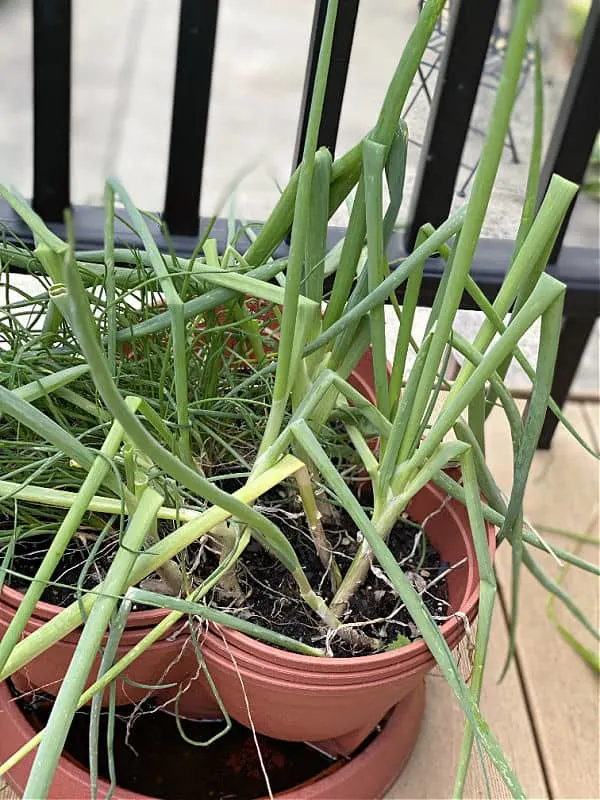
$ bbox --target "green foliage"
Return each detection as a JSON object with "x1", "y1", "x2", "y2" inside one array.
[{"x1": 0, "y1": 0, "x2": 598, "y2": 797}]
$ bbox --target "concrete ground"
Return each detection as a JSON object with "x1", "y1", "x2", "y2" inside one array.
[{"x1": 0, "y1": 0, "x2": 597, "y2": 389}]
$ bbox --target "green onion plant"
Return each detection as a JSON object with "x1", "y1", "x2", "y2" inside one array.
[{"x1": 0, "y1": 0, "x2": 598, "y2": 796}]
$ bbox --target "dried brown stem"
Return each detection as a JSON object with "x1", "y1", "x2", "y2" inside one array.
[{"x1": 295, "y1": 466, "x2": 342, "y2": 591}]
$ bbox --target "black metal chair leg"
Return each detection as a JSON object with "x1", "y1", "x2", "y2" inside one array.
[{"x1": 535, "y1": 316, "x2": 597, "y2": 450}]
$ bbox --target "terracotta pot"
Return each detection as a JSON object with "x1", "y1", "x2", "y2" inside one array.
[
  {"x1": 190, "y1": 298, "x2": 381, "y2": 400},
  {"x1": 0, "y1": 678, "x2": 425, "y2": 799},
  {"x1": 0, "y1": 588, "x2": 190, "y2": 706},
  {"x1": 172, "y1": 480, "x2": 495, "y2": 757},
  {"x1": 0, "y1": 344, "x2": 380, "y2": 709},
  {"x1": 124, "y1": 299, "x2": 281, "y2": 365},
  {"x1": 192, "y1": 298, "x2": 280, "y2": 363}
]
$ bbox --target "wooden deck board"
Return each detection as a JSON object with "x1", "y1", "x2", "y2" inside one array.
[
  {"x1": 582, "y1": 402, "x2": 599, "y2": 451},
  {"x1": 486, "y1": 402, "x2": 599, "y2": 800},
  {"x1": 387, "y1": 608, "x2": 548, "y2": 799}
]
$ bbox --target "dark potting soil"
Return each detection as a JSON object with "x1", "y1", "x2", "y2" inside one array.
[
  {"x1": 4, "y1": 533, "x2": 123, "y2": 607},
  {"x1": 3, "y1": 518, "x2": 178, "y2": 608},
  {"x1": 14, "y1": 682, "x2": 342, "y2": 800},
  {"x1": 2, "y1": 481, "x2": 450, "y2": 656},
  {"x1": 194, "y1": 485, "x2": 450, "y2": 658}
]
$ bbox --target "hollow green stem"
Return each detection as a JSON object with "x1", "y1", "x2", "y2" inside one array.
[
  {"x1": 453, "y1": 450, "x2": 497, "y2": 797},
  {"x1": 0, "y1": 402, "x2": 136, "y2": 674},
  {"x1": 259, "y1": 0, "x2": 339, "y2": 452},
  {"x1": 23, "y1": 487, "x2": 163, "y2": 799}
]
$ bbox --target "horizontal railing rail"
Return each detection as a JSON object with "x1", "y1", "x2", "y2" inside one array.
[{"x1": 1, "y1": 200, "x2": 596, "y2": 320}]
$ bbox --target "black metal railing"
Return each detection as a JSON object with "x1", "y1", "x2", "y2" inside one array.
[
  {"x1": 1, "y1": 0, "x2": 598, "y2": 448},
  {"x1": 163, "y1": 0, "x2": 219, "y2": 236},
  {"x1": 32, "y1": 0, "x2": 71, "y2": 221}
]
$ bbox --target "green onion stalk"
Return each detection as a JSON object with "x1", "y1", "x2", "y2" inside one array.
[{"x1": 1, "y1": 1, "x2": 600, "y2": 796}]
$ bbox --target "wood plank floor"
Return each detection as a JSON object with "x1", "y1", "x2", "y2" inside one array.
[
  {"x1": 392, "y1": 401, "x2": 599, "y2": 799},
  {"x1": 388, "y1": 609, "x2": 547, "y2": 799},
  {"x1": 487, "y1": 402, "x2": 599, "y2": 800},
  {"x1": 1, "y1": 404, "x2": 598, "y2": 799}
]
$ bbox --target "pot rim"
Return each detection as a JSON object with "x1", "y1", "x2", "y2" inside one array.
[
  {"x1": 202, "y1": 601, "x2": 480, "y2": 685},
  {"x1": 0, "y1": 584, "x2": 170, "y2": 630},
  {"x1": 0, "y1": 480, "x2": 494, "y2": 659}
]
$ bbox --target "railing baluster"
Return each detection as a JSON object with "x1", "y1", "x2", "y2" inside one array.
[
  {"x1": 293, "y1": 0, "x2": 359, "y2": 167},
  {"x1": 405, "y1": 0, "x2": 500, "y2": 251},
  {"x1": 532, "y1": 1, "x2": 600, "y2": 447},
  {"x1": 538, "y1": 0, "x2": 600, "y2": 264},
  {"x1": 32, "y1": 0, "x2": 71, "y2": 221},
  {"x1": 164, "y1": 0, "x2": 219, "y2": 237}
]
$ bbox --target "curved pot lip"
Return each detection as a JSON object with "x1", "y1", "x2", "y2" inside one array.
[
  {"x1": 204, "y1": 601, "x2": 480, "y2": 685},
  {"x1": 0, "y1": 585, "x2": 170, "y2": 630},
  {"x1": 206, "y1": 602, "x2": 479, "y2": 683},
  {"x1": 0, "y1": 678, "x2": 423, "y2": 800},
  {"x1": 203, "y1": 639, "x2": 435, "y2": 691}
]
